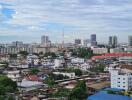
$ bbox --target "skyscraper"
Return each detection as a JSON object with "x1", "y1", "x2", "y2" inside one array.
[
  {"x1": 128, "y1": 36, "x2": 132, "y2": 46},
  {"x1": 83, "y1": 39, "x2": 90, "y2": 47},
  {"x1": 75, "y1": 39, "x2": 81, "y2": 45},
  {"x1": 109, "y1": 36, "x2": 118, "y2": 48},
  {"x1": 41, "y1": 35, "x2": 49, "y2": 46},
  {"x1": 91, "y1": 34, "x2": 97, "y2": 46}
]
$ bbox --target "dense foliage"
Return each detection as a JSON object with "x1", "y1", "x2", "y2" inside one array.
[
  {"x1": 45, "y1": 73, "x2": 69, "y2": 87},
  {"x1": 65, "y1": 68, "x2": 82, "y2": 76},
  {"x1": 90, "y1": 64, "x2": 105, "y2": 73},
  {"x1": 44, "y1": 52, "x2": 56, "y2": 58},
  {"x1": 68, "y1": 80, "x2": 88, "y2": 100},
  {"x1": 49, "y1": 88, "x2": 70, "y2": 97},
  {"x1": 9, "y1": 54, "x2": 17, "y2": 59},
  {"x1": 45, "y1": 76, "x2": 55, "y2": 87},
  {"x1": 19, "y1": 51, "x2": 29, "y2": 56},
  {"x1": 71, "y1": 48, "x2": 93, "y2": 59},
  {"x1": 0, "y1": 75, "x2": 17, "y2": 95},
  {"x1": 29, "y1": 68, "x2": 40, "y2": 75}
]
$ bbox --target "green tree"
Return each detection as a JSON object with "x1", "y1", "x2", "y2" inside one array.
[
  {"x1": 45, "y1": 76, "x2": 55, "y2": 87},
  {"x1": 19, "y1": 51, "x2": 28, "y2": 57},
  {"x1": 44, "y1": 52, "x2": 56, "y2": 59},
  {"x1": 74, "y1": 69, "x2": 82, "y2": 76},
  {"x1": 30, "y1": 68, "x2": 40, "y2": 75},
  {"x1": 50, "y1": 88, "x2": 71, "y2": 98},
  {"x1": 90, "y1": 64, "x2": 105, "y2": 72},
  {"x1": 19, "y1": 51, "x2": 28, "y2": 55},
  {"x1": 8, "y1": 96, "x2": 15, "y2": 100},
  {"x1": 66, "y1": 68, "x2": 82, "y2": 76},
  {"x1": 107, "y1": 90, "x2": 116, "y2": 94},
  {"x1": 68, "y1": 80, "x2": 87, "y2": 100},
  {"x1": 9, "y1": 54, "x2": 17, "y2": 59},
  {"x1": 72, "y1": 48, "x2": 93, "y2": 59},
  {"x1": 0, "y1": 75, "x2": 17, "y2": 95}
]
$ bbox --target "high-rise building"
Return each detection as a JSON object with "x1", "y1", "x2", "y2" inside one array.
[
  {"x1": 41, "y1": 35, "x2": 50, "y2": 46},
  {"x1": 109, "y1": 36, "x2": 118, "y2": 48},
  {"x1": 128, "y1": 36, "x2": 132, "y2": 46},
  {"x1": 75, "y1": 39, "x2": 81, "y2": 45},
  {"x1": 83, "y1": 39, "x2": 90, "y2": 47},
  {"x1": 91, "y1": 34, "x2": 97, "y2": 46},
  {"x1": 12, "y1": 41, "x2": 23, "y2": 47}
]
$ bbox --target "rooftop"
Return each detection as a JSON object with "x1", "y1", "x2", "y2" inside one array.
[{"x1": 87, "y1": 88, "x2": 132, "y2": 100}]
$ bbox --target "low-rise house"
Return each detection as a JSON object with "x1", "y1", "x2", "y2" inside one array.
[
  {"x1": 27, "y1": 54, "x2": 40, "y2": 67},
  {"x1": 53, "y1": 72, "x2": 75, "y2": 79},
  {"x1": 53, "y1": 59, "x2": 65, "y2": 69},
  {"x1": 17, "y1": 79, "x2": 43, "y2": 92},
  {"x1": 71, "y1": 58, "x2": 84, "y2": 64},
  {"x1": 80, "y1": 63, "x2": 91, "y2": 71},
  {"x1": 7, "y1": 70, "x2": 21, "y2": 81},
  {"x1": 25, "y1": 75, "x2": 42, "y2": 82}
]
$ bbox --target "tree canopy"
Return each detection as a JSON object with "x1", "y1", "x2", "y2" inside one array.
[
  {"x1": 72, "y1": 48, "x2": 93, "y2": 59},
  {"x1": 65, "y1": 68, "x2": 82, "y2": 76},
  {"x1": 68, "y1": 80, "x2": 88, "y2": 100},
  {"x1": 44, "y1": 52, "x2": 56, "y2": 59},
  {"x1": 29, "y1": 68, "x2": 40, "y2": 75},
  {"x1": 0, "y1": 75, "x2": 17, "y2": 95}
]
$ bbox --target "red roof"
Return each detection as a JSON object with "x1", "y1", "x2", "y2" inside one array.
[
  {"x1": 92, "y1": 53, "x2": 132, "y2": 60},
  {"x1": 25, "y1": 75, "x2": 42, "y2": 82},
  {"x1": 92, "y1": 56, "x2": 106, "y2": 60}
]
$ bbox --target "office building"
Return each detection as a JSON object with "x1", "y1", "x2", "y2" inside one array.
[
  {"x1": 12, "y1": 41, "x2": 23, "y2": 47},
  {"x1": 91, "y1": 34, "x2": 97, "y2": 46},
  {"x1": 109, "y1": 36, "x2": 118, "y2": 48},
  {"x1": 83, "y1": 39, "x2": 90, "y2": 47},
  {"x1": 41, "y1": 35, "x2": 50, "y2": 46},
  {"x1": 75, "y1": 39, "x2": 81, "y2": 45},
  {"x1": 128, "y1": 36, "x2": 132, "y2": 46}
]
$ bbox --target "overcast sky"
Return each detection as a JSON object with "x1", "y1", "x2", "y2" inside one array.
[{"x1": 0, "y1": 0, "x2": 132, "y2": 43}]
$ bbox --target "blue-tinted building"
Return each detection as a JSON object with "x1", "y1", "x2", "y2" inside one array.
[
  {"x1": 87, "y1": 88, "x2": 132, "y2": 100},
  {"x1": 91, "y1": 34, "x2": 97, "y2": 46}
]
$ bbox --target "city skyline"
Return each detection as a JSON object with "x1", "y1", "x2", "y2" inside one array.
[{"x1": 0, "y1": 0, "x2": 132, "y2": 43}]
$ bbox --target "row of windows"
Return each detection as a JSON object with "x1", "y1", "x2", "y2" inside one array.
[
  {"x1": 118, "y1": 85, "x2": 126, "y2": 88},
  {"x1": 118, "y1": 78, "x2": 126, "y2": 80},
  {"x1": 118, "y1": 82, "x2": 126, "y2": 84}
]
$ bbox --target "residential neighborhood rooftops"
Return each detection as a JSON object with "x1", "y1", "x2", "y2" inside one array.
[{"x1": 120, "y1": 64, "x2": 132, "y2": 71}]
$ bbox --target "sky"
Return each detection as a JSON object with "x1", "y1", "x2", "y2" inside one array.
[{"x1": 0, "y1": 0, "x2": 132, "y2": 43}]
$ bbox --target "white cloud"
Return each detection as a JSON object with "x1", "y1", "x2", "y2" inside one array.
[{"x1": 0, "y1": 0, "x2": 132, "y2": 43}]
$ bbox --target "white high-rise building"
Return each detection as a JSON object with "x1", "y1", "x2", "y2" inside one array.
[{"x1": 111, "y1": 68, "x2": 132, "y2": 91}]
